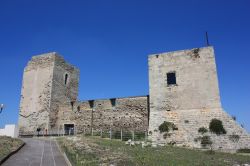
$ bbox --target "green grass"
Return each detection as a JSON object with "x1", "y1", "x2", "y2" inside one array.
[
  {"x1": 0, "y1": 136, "x2": 24, "y2": 161},
  {"x1": 57, "y1": 136, "x2": 250, "y2": 166}
]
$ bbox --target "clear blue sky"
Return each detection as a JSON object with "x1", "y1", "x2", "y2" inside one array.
[{"x1": 0, "y1": 0, "x2": 249, "y2": 132}]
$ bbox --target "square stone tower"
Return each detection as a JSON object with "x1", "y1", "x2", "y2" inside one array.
[
  {"x1": 148, "y1": 46, "x2": 250, "y2": 150},
  {"x1": 18, "y1": 53, "x2": 79, "y2": 135}
]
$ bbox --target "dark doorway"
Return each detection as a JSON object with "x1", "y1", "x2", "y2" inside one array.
[{"x1": 64, "y1": 124, "x2": 74, "y2": 135}]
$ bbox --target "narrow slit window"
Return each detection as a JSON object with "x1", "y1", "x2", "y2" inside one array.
[
  {"x1": 167, "y1": 72, "x2": 176, "y2": 85},
  {"x1": 64, "y1": 74, "x2": 68, "y2": 85}
]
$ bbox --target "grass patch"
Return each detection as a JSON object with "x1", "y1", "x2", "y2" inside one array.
[
  {"x1": 57, "y1": 136, "x2": 250, "y2": 166},
  {"x1": 237, "y1": 148, "x2": 250, "y2": 153},
  {"x1": 0, "y1": 136, "x2": 24, "y2": 161}
]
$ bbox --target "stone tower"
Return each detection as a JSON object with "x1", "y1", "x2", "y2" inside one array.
[
  {"x1": 18, "y1": 53, "x2": 79, "y2": 135},
  {"x1": 148, "y1": 46, "x2": 250, "y2": 150}
]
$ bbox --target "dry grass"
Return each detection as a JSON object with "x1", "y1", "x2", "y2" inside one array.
[
  {"x1": 57, "y1": 136, "x2": 250, "y2": 166},
  {"x1": 0, "y1": 136, "x2": 24, "y2": 161}
]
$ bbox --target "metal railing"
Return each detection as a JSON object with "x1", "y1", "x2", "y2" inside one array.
[{"x1": 32, "y1": 128, "x2": 148, "y2": 141}]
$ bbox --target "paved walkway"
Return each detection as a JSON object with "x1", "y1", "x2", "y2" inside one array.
[{"x1": 2, "y1": 138, "x2": 68, "y2": 166}]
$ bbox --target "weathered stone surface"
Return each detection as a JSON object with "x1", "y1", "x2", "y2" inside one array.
[
  {"x1": 148, "y1": 46, "x2": 250, "y2": 151},
  {"x1": 18, "y1": 53, "x2": 79, "y2": 135},
  {"x1": 18, "y1": 46, "x2": 250, "y2": 151},
  {"x1": 56, "y1": 96, "x2": 149, "y2": 133}
]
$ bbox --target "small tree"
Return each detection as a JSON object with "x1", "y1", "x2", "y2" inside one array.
[
  {"x1": 209, "y1": 119, "x2": 226, "y2": 135},
  {"x1": 158, "y1": 121, "x2": 174, "y2": 133},
  {"x1": 229, "y1": 134, "x2": 240, "y2": 150},
  {"x1": 229, "y1": 134, "x2": 240, "y2": 143},
  {"x1": 200, "y1": 136, "x2": 212, "y2": 148},
  {"x1": 198, "y1": 127, "x2": 208, "y2": 135}
]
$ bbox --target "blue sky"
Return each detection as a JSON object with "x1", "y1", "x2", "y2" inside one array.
[{"x1": 0, "y1": 0, "x2": 249, "y2": 132}]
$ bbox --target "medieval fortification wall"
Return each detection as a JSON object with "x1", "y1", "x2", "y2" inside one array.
[{"x1": 18, "y1": 46, "x2": 250, "y2": 151}]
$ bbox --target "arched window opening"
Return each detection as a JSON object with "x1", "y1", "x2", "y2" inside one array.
[{"x1": 64, "y1": 73, "x2": 68, "y2": 85}]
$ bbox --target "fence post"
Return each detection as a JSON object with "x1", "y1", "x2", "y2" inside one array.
[
  {"x1": 91, "y1": 128, "x2": 93, "y2": 136},
  {"x1": 121, "y1": 129, "x2": 123, "y2": 141},
  {"x1": 132, "y1": 131, "x2": 135, "y2": 141},
  {"x1": 76, "y1": 153, "x2": 79, "y2": 165},
  {"x1": 100, "y1": 129, "x2": 103, "y2": 138},
  {"x1": 110, "y1": 128, "x2": 112, "y2": 139},
  {"x1": 145, "y1": 130, "x2": 147, "y2": 141}
]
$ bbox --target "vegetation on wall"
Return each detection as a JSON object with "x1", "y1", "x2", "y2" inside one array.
[
  {"x1": 229, "y1": 134, "x2": 240, "y2": 143},
  {"x1": 209, "y1": 119, "x2": 227, "y2": 135},
  {"x1": 158, "y1": 121, "x2": 174, "y2": 133},
  {"x1": 200, "y1": 136, "x2": 212, "y2": 148},
  {"x1": 195, "y1": 127, "x2": 213, "y2": 149},
  {"x1": 198, "y1": 127, "x2": 208, "y2": 134},
  {"x1": 237, "y1": 148, "x2": 250, "y2": 153}
]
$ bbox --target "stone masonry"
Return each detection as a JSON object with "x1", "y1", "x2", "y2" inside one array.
[
  {"x1": 18, "y1": 53, "x2": 79, "y2": 135},
  {"x1": 148, "y1": 46, "x2": 250, "y2": 151},
  {"x1": 18, "y1": 46, "x2": 250, "y2": 151},
  {"x1": 56, "y1": 96, "x2": 149, "y2": 134}
]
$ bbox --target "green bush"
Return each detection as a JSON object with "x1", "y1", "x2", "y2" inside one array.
[
  {"x1": 228, "y1": 134, "x2": 240, "y2": 142},
  {"x1": 209, "y1": 119, "x2": 226, "y2": 135},
  {"x1": 237, "y1": 148, "x2": 250, "y2": 153},
  {"x1": 158, "y1": 121, "x2": 174, "y2": 133},
  {"x1": 200, "y1": 136, "x2": 212, "y2": 148},
  {"x1": 163, "y1": 133, "x2": 171, "y2": 139},
  {"x1": 198, "y1": 127, "x2": 208, "y2": 134}
]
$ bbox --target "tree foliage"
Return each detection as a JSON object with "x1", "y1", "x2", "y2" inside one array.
[
  {"x1": 158, "y1": 121, "x2": 174, "y2": 133},
  {"x1": 209, "y1": 119, "x2": 227, "y2": 135}
]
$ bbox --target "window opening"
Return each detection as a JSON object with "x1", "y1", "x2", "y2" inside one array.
[
  {"x1": 110, "y1": 98, "x2": 116, "y2": 107},
  {"x1": 167, "y1": 72, "x2": 176, "y2": 85},
  {"x1": 64, "y1": 73, "x2": 68, "y2": 85}
]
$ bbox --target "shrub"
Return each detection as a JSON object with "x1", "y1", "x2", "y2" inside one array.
[
  {"x1": 194, "y1": 136, "x2": 202, "y2": 142},
  {"x1": 237, "y1": 148, "x2": 250, "y2": 153},
  {"x1": 158, "y1": 121, "x2": 174, "y2": 133},
  {"x1": 198, "y1": 127, "x2": 208, "y2": 134},
  {"x1": 209, "y1": 119, "x2": 226, "y2": 135},
  {"x1": 163, "y1": 133, "x2": 171, "y2": 139},
  {"x1": 200, "y1": 136, "x2": 212, "y2": 148},
  {"x1": 229, "y1": 134, "x2": 240, "y2": 142}
]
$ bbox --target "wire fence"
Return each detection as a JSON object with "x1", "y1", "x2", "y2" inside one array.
[
  {"x1": 33, "y1": 128, "x2": 148, "y2": 142},
  {"x1": 84, "y1": 128, "x2": 148, "y2": 141}
]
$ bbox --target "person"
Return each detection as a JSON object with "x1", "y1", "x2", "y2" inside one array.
[{"x1": 37, "y1": 128, "x2": 41, "y2": 137}]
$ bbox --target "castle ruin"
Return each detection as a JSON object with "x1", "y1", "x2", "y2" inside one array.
[{"x1": 18, "y1": 46, "x2": 250, "y2": 151}]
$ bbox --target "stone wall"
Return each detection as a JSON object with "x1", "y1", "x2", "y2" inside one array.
[
  {"x1": 18, "y1": 47, "x2": 250, "y2": 151},
  {"x1": 49, "y1": 55, "x2": 79, "y2": 129},
  {"x1": 148, "y1": 46, "x2": 250, "y2": 151},
  {"x1": 19, "y1": 53, "x2": 55, "y2": 135},
  {"x1": 18, "y1": 53, "x2": 79, "y2": 135},
  {"x1": 56, "y1": 96, "x2": 149, "y2": 133}
]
